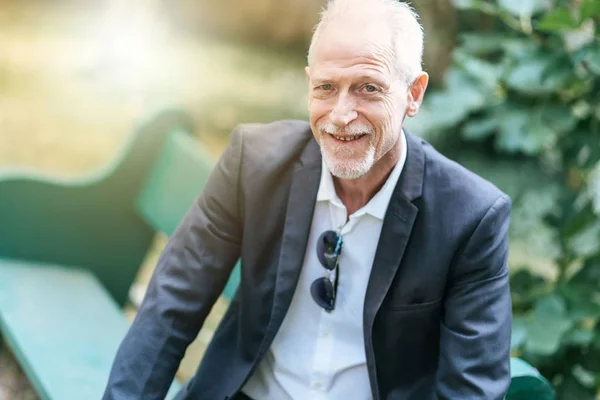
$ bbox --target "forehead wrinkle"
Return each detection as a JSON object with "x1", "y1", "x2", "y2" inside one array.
[
  {"x1": 310, "y1": 56, "x2": 395, "y2": 90},
  {"x1": 313, "y1": 69, "x2": 388, "y2": 85},
  {"x1": 310, "y1": 19, "x2": 396, "y2": 76}
]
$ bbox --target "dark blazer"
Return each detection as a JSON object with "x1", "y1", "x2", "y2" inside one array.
[{"x1": 103, "y1": 120, "x2": 512, "y2": 400}]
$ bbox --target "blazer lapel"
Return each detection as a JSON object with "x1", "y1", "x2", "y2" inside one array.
[
  {"x1": 363, "y1": 130, "x2": 425, "y2": 400},
  {"x1": 260, "y1": 137, "x2": 321, "y2": 349}
]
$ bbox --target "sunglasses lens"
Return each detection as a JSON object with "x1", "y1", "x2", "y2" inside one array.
[
  {"x1": 317, "y1": 230, "x2": 341, "y2": 270},
  {"x1": 311, "y1": 277, "x2": 335, "y2": 312}
]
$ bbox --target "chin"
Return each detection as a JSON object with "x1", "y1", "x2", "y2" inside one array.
[
  {"x1": 330, "y1": 168, "x2": 369, "y2": 180},
  {"x1": 324, "y1": 155, "x2": 374, "y2": 180}
]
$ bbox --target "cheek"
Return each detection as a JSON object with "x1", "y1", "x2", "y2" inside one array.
[
  {"x1": 362, "y1": 99, "x2": 396, "y2": 135},
  {"x1": 308, "y1": 99, "x2": 329, "y2": 126},
  {"x1": 362, "y1": 99, "x2": 403, "y2": 152}
]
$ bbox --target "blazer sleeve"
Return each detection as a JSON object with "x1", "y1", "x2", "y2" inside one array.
[
  {"x1": 435, "y1": 194, "x2": 513, "y2": 399},
  {"x1": 103, "y1": 126, "x2": 245, "y2": 399}
]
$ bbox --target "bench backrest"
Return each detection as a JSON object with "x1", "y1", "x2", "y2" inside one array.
[
  {"x1": 136, "y1": 130, "x2": 241, "y2": 300},
  {"x1": 136, "y1": 131, "x2": 214, "y2": 236},
  {"x1": 0, "y1": 108, "x2": 196, "y2": 307}
]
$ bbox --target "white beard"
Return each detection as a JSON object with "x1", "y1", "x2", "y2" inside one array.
[{"x1": 317, "y1": 122, "x2": 376, "y2": 180}]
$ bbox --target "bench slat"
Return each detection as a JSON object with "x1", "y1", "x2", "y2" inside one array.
[{"x1": 0, "y1": 258, "x2": 181, "y2": 399}]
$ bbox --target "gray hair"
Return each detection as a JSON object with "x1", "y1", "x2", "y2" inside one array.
[{"x1": 307, "y1": 0, "x2": 424, "y2": 85}]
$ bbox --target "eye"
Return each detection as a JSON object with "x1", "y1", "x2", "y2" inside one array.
[
  {"x1": 319, "y1": 84, "x2": 333, "y2": 91},
  {"x1": 364, "y1": 84, "x2": 378, "y2": 93}
]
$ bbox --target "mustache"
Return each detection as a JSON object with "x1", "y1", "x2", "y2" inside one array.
[{"x1": 318, "y1": 122, "x2": 375, "y2": 136}]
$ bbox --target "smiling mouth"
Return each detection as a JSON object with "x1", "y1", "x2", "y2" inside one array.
[{"x1": 330, "y1": 133, "x2": 367, "y2": 142}]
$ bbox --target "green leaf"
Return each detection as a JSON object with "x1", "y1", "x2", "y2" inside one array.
[
  {"x1": 462, "y1": 116, "x2": 500, "y2": 140},
  {"x1": 511, "y1": 217, "x2": 561, "y2": 260},
  {"x1": 572, "y1": 364, "x2": 597, "y2": 388},
  {"x1": 452, "y1": 151, "x2": 555, "y2": 201},
  {"x1": 516, "y1": 184, "x2": 562, "y2": 218},
  {"x1": 525, "y1": 314, "x2": 573, "y2": 355},
  {"x1": 563, "y1": 327, "x2": 595, "y2": 346},
  {"x1": 561, "y1": 284, "x2": 600, "y2": 321},
  {"x1": 505, "y1": 54, "x2": 570, "y2": 95},
  {"x1": 491, "y1": 101, "x2": 568, "y2": 155},
  {"x1": 540, "y1": 104, "x2": 577, "y2": 135},
  {"x1": 593, "y1": 322, "x2": 600, "y2": 350},
  {"x1": 505, "y1": 57, "x2": 550, "y2": 94},
  {"x1": 498, "y1": 0, "x2": 552, "y2": 17},
  {"x1": 452, "y1": 0, "x2": 479, "y2": 10},
  {"x1": 502, "y1": 39, "x2": 540, "y2": 58},
  {"x1": 509, "y1": 185, "x2": 562, "y2": 260},
  {"x1": 536, "y1": 294, "x2": 567, "y2": 314},
  {"x1": 511, "y1": 269, "x2": 548, "y2": 295},
  {"x1": 584, "y1": 45, "x2": 600, "y2": 75},
  {"x1": 512, "y1": 316, "x2": 528, "y2": 350},
  {"x1": 570, "y1": 258, "x2": 600, "y2": 286},
  {"x1": 522, "y1": 119, "x2": 556, "y2": 154},
  {"x1": 563, "y1": 202, "x2": 598, "y2": 239},
  {"x1": 454, "y1": 50, "x2": 504, "y2": 89},
  {"x1": 589, "y1": 163, "x2": 600, "y2": 215},
  {"x1": 494, "y1": 109, "x2": 529, "y2": 152},
  {"x1": 414, "y1": 68, "x2": 488, "y2": 133},
  {"x1": 555, "y1": 372, "x2": 597, "y2": 399},
  {"x1": 540, "y1": 58, "x2": 574, "y2": 92},
  {"x1": 493, "y1": 107, "x2": 557, "y2": 154},
  {"x1": 452, "y1": 0, "x2": 501, "y2": 14},
  {"x1": 525, "y1": 295, "x2": 574, "y2": 355},
  {"x1": 581, "y1": 0, "x2": 600, "y2": 21},
  {"x1": 536, "y1": 9, "x2": 580, "y2": 32},
  {"x1": 568, "y1": 220, "x2": 600, "y2": 259},
  {"x1": 459, "y1": 33, "x2": 507, "y2": 56}
]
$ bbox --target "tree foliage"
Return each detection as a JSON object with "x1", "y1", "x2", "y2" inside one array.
[{"x1": 406, "y1": 0, "x2": 600, "y2": 397}]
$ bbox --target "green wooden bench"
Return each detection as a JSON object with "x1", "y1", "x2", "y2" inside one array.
[
  {"x1": 0, "y1": 107, "x2": 239, "y2": 399},
  {"x1": 508, "y1": 358, "x2": 555, "y2": 399},
  {"x1": 0, "y1": 106, "x2": 553, "y2": 399}
]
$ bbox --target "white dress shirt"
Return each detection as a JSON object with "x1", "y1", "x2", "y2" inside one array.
[{"x1": 242, "y1": 131, "x2": 407, "y2": 400}]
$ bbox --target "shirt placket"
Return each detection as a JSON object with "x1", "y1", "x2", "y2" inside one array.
[
  {"x1": 307, "y1": 200, "x2": 346, "y2": 398},
  {"x1": 309, "y1": 308, "x2": 334, "y2": 399}
]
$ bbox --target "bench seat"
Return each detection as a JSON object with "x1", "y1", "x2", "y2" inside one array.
[{"x1": 0, "y1": 258, "x2": 181, "y2": 400}]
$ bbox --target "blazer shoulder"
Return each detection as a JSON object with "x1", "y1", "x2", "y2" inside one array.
[
  {"x1": 419, "y1": 137, "x2": 510, "y2": 212},
  {"x1": 235, "y1": 120, "x2": 312, "y2": 151},
  {"x1": 229, "y1": 120, "x2": 314, "y2": 181}
]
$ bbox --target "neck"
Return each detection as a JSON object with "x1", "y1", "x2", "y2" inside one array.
[{"x1": 333, "y1": 139, "x2": 401, "y2": 216}]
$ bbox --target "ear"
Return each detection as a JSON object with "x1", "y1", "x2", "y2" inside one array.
[{"x1": 406, "y1": 72, "x2": 429, "y2": 118}]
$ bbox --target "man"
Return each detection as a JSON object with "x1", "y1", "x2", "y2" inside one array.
[{"x1": 104, "y1": 0, "x2": 512, "y2": 398}]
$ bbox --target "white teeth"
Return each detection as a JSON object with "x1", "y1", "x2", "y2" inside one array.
[{"x1": 332, "y1": 134, "x2": 362, "y2": 141}]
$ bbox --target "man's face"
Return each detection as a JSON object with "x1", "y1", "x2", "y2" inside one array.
[{"x1": 306, "y1": 21, "x2": 410, "y2": 180}]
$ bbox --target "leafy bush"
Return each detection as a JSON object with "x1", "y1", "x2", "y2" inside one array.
[{"x1": 406, "y1": 0, "x2": 600, "y2": 397}]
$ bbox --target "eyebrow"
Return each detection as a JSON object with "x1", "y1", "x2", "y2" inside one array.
[{"x1": 311, "y1": 72, "x2": 387, "y2": 85}]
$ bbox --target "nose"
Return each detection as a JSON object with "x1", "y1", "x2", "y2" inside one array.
[{"x1": 329, "y1": 92, "x2": 358, "y2": 128}]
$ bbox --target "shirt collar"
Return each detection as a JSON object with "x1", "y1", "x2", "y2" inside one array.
[{"x1": 316, "y1": 129, "x2": 408, "y2": 220}]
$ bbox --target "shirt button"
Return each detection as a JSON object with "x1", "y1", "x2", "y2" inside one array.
[
  {"x1": 322, "y1": 329, "x2": 330, "y2": 337},
  {"x1": 313, "y1": 381, "x2": 323, "y2": 390}
]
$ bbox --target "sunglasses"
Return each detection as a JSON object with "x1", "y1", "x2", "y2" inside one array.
[{"x1": 311, "y1": 230, "x2": 343, "y2": 312}]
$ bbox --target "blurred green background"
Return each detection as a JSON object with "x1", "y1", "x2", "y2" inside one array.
[{"x1": 0, "y1": 0, "x2": 599, "y2": 398}]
